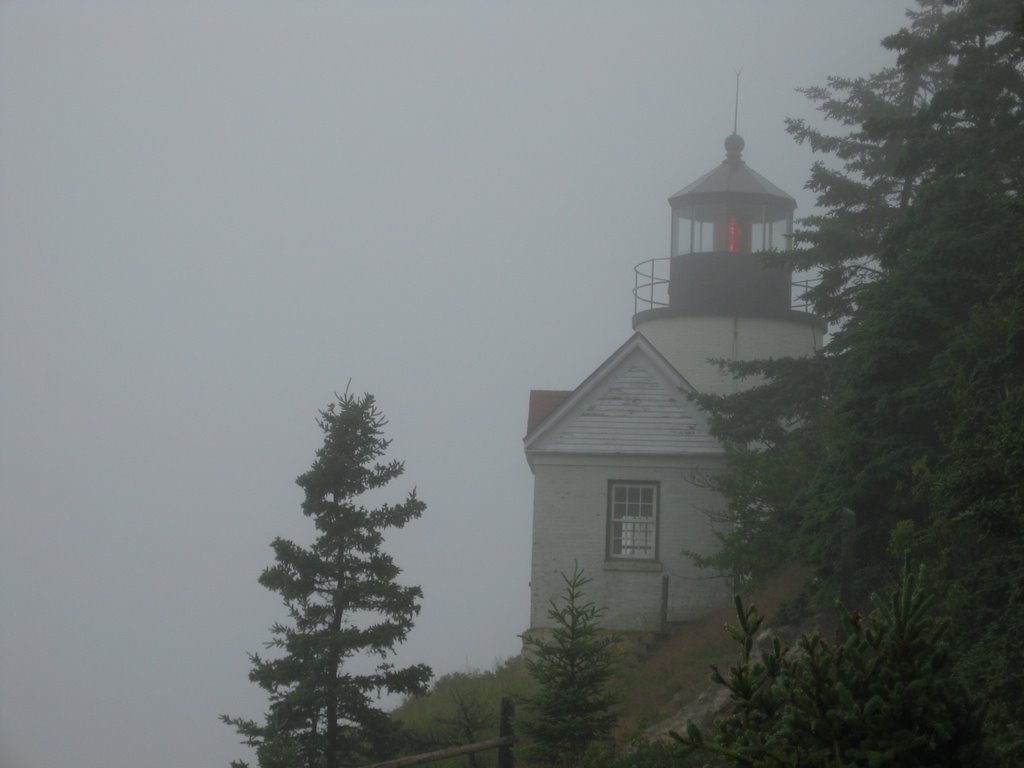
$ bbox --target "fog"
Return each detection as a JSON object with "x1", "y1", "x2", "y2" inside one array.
[{"x1": 0, "y1": 3, "x2": 910, "y2": 767}]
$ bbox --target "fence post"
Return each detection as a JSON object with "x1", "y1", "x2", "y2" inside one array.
[
  {"x1": 498, "y1": 697, "x2": 514, "y2": 768},
  {"x1": 660, "y1": 575, "x2": 669, "y2": 632}
]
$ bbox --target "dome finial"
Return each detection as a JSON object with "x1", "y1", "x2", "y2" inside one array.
[{"x1": 725, "y1": 133, "x2": 745, "y2": 161}]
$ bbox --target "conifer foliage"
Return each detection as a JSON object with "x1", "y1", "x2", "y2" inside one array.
[
  {"x1": 521, "y1": 564, "x2": 620, "y2": 768},
  {"x1": 689, "y1": 2, "x2": 1024, "y2": 754},
  {"x1": 674, "y1": 564, "x2": 989, "y2": 768},
  {"x1": 222, "y1": 392, "x2": 431, "y2": 768}
]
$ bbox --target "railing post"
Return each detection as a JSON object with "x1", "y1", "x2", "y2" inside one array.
[
  {"x1": 649, "y1": 259, "x2": 655, "y2": 308},
  {"x1": 634, "y1": 267, "x2": 639, "y2": 315}
]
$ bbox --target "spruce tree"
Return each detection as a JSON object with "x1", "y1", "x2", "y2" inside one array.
[
  {"x1": 694, "y1": 0, "x2": 1024, "y2": 587},
  {"x1": 689, "y1": 1, "x2": 1024, "y2": 755},
  {"x1": 674, "y1": 564, "x2": 989, "y2": 768},
  {"x1": 222, "y1": 391, "x2": 431, "y2": 768},
  {"x1": 521, "y1": 564, "x2": 620, "y2": 768}
]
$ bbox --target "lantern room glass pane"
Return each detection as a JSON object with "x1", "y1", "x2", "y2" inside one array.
[
  {"x1": 673, "y1": 213, "x2": 690, "y2": 255},
  {"x1": 674, "y1": 203, "x2": 792, "y2": 254},
  {"x1": 770, "y1": 216, "x2": 792, "y2": 251},
  {"x1": 750, "y1": 206, "x2": 768, "y2": 251},
  {"x1": 674, "y1": 211, "x2": 715, "y2": 255}
]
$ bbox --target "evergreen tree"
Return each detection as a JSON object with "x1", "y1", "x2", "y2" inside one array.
[
  {"x1": 674, "y1": 564, "x2": 990, "y2": 768},
  {"x1": 222, "y1": 391, "x2": 432, "y2": 768},
  {"x1": 521, "y1": 564, "x2": 620, "y2": 768},
  {"x1": 695, "y1": 0, "x2": 1024, "y2": 585},
  {"x1": 689, "y1": 0, "x2": 1024, "y2": 756}
]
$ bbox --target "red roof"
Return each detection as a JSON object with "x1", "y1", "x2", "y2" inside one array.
[{"x1": 526, "y1": 390, "x2": 572, "y2": 435}]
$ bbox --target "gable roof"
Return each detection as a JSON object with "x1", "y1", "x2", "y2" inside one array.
[{"x1": 524, "y1": 333, "x2": 721, "y2": 459}]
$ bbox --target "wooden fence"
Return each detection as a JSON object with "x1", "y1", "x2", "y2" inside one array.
[{"x1": 364, "y1": 698, "x2": 516, "y2": 768}]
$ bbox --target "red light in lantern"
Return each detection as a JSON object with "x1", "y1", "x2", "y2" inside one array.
[{"x1": 714, "y1": 212, "x2": 751, "y2": 252}]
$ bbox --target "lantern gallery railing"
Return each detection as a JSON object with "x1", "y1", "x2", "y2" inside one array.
[
  {"x1": 633, "y1": 257, "x2": 819, "y2": 316},
  {"x1": 791, "y1": 277, "x2": 819, "y2": 312},
  {"x1": 632, "y1": 258, "x2": 672, "y2": 315}
]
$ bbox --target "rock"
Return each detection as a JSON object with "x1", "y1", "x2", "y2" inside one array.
[
  {"x1": 645, "y1": 683, "x2": 734, "y2": 741},
  {"x1": 645, "y1": 612, "x2": 835, "y2": 742}
]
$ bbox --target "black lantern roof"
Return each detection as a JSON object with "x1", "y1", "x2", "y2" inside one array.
[{"x1": 669, "y1": 134, "x2": 795, "y2": 208}]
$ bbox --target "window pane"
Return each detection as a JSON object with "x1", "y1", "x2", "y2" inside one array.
[{"x1": 609, "y1": 483, "x2": 657, "y2": 559}]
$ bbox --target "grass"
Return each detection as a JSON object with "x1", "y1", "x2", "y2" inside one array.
[
  {"x1": 612, "y1": 565, "x2": 807, "y2": 737},
  {"x1": 391, "y1": 566, "x2": 808, "y2": 761},
  {"x1": 392, "y1": 656, "x2": 536, "y2": 768}
]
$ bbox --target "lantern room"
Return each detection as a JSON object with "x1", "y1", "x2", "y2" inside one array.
[
  {"x1": 634, "y1": 133, "x2": 807, "y2": 323},
  {"x1": 669, "y1": 134, "x2": 794, "y2": 257}
]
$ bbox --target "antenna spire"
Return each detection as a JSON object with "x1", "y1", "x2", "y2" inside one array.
[{"x1": 733, "y1": 68, "x2": 742, "y2": 134}]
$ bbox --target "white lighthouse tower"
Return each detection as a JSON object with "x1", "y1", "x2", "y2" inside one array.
[{"x1": 524, "y1": 135, "x2": 823, "y2": 632}]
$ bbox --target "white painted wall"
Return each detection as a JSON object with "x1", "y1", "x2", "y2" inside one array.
[
  {"x1": 528, "y1": 456, "x2": 731, "y2": 631},
  {"x1": 636, "y1": 315, "x2": 823, "y2": 395},
  {"x1": 526, "y1": 315, "x2": 821, "y2": 632}
]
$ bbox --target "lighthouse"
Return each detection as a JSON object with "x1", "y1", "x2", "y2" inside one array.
[
  {"x1": 524, "y1": 135, "x2": 824, "y2": 632},
  {"x1": 634, "y1": 133, "x2": 823, "y2": 394}
]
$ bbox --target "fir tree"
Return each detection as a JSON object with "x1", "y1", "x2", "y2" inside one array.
[
  {"x1": 222, "y1": 391, "x2": 431, "y2": 768},
  {"x1": 520, "y1": 564, "x2": 620, "y2": 768}
]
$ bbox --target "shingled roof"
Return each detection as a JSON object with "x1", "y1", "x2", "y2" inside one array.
[{"x1": 526, "y1": 390, "x2": 572, "y2": 435}]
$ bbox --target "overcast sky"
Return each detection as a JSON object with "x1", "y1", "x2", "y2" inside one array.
[{"x1": 0, "y1": 3, "x2": 911, "y2": 767}]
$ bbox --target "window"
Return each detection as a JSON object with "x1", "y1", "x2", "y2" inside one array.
[{"x1": 607, "y1": 482, "x2": 658, "y2": 560}]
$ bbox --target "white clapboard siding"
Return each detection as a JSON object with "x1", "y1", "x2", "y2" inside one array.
[{"x1": 537, "y1": 354, "x2": 720, "y2": 455}]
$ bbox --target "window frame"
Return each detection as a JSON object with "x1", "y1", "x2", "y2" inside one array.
[{"x1": 606, "y1": 480, "x2": 659, "y2": 561}]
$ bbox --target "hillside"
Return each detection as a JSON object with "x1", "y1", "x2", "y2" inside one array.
[
  {"x1": 614, "y1": 566, "x2": 807, "y2": 739},
  {"x1": 392, "y1": 567, "x2": 808, "y2": 763}
]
